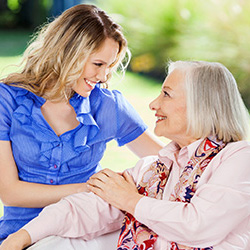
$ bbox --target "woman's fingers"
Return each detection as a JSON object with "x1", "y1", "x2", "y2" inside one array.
[
  {"x1": 87, "y1": 169, "x2": 114, "y2": 192},
  {"x1": 122, "y1": 171, "x2": 135, "y2": 184},
  {"x1": 86, "y1": 169, "x2": 142, "y2": 214}
]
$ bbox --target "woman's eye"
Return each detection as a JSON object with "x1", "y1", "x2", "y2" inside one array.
[
  {"x1": 94, "y1": 63, "x2": 103, "y2": 67},
  {"x1": 163, "y1": 91, "x2": 170, "y2": 97}
]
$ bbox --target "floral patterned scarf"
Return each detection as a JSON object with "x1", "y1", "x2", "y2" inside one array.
[{"x1": 117, "y1": 137, "x2": 226, "y2": 250}]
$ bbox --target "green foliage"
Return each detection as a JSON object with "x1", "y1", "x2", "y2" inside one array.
[
  {"x1": 7, "y1": 0, "x2": 20, "y2": 12},
  {"x1": 0, "y1": 0, "x2": 50, "y2": 29},
  {"x1": 99, "y1": 0, "x2": 250, "y2": 108}
]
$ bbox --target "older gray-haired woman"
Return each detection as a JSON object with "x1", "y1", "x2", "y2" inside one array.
[{"x1": 1, "y1": 61, "x2": 250, "y2": 250}]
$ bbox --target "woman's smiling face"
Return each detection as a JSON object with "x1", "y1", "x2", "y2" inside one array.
[
  {"x1": 73, "y1": 38, "x2": 119, "y2": 97},
  {"x1": 149, "y1": 69, "x2": 193, "y2": 147}
]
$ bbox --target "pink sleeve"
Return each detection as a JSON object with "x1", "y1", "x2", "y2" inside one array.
[
  {"x1": 23, "y1": 155, "x2": 158, "y2": 244},
  {"x1": 134, "y1": 144, "x2": 250, "y2": 248},
  {"x1": 23, "y1": 192, "x2": 124, "y2": 243}
]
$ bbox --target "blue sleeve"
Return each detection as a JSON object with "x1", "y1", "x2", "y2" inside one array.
[
  {"x1": 113, "y1": 90, "x2": 148, "y2": 146},
  {"x1": 0, "y1": 83, "x2": 16, "y2": 140}
]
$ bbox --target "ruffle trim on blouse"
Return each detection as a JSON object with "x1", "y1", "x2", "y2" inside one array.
[
  {"x1": 14, "y1": 88, "x2": 45, "y2": 125},
  {"x1": 12, "y1": 87, "x2": 101, "y2": 171}
]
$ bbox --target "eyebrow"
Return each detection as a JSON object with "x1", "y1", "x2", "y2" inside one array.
[
  {"x1": 162, "y1": 86, "x2": 173, "y2": 91},
  {"x1": 94, "y1": 59, "x2": 106, "y2": 64}
]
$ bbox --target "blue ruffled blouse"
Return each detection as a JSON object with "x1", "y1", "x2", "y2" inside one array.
[{"x1": 0, "y1": 82, "x2": 147, "y2": 240}]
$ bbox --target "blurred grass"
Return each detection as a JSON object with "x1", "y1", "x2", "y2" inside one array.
[{"x1": 0, "y1": 29, "x2": 166, "y2": 217}]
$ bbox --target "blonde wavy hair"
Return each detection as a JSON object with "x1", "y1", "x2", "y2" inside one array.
[
  {"x1": 168, "y1": 60, "x2": 250, "y2": 142},
  {"x1": 2, "y1": 4, "x2": 130, "y2": 101}
]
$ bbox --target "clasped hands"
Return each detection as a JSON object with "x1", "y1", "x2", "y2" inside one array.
[
  {"x1": 0, "y1": 169, "x2": 143, "y2": 250},
  {"x1": 87, "y1": 168, "x2": 143, "y2": 215}
]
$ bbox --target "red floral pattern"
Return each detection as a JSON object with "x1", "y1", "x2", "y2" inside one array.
[{"x1": 117, "y1": 137, "x2": 226, "y2": 250}]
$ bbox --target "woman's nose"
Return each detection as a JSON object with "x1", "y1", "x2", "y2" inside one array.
[
  {"x1": 149, "y1": 95, "x2": 160, "y2": 111},
  {"x1": 97, "y1": 67, "x2": 109, "y2": 83}
]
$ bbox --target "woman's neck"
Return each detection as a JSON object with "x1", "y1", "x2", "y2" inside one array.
[{"x1": 173, "y1": 135, "x2": 198, "y2": 149}]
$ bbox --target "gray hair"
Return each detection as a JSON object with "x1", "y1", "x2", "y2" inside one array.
[{"x1": 168, "y1": 60, "x2": 250, "y2": 142}]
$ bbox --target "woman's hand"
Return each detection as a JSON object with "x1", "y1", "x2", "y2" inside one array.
[
  {"x1": 0, "y1": 229, "x2": 31, "y2": 250},
  {"x1": 0, "y1": 141, "x2": 89, "y2": 208},
  {"x1": 87, "y1": 169, "x2": 142, "y2": 215}
]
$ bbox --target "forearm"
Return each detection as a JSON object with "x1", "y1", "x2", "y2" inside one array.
[
  {"x1": 126, "y1": 130, "x2": 165, "y2": 158},
  {"x1": 0, "y1": 140, "x2": 87, "y2": 208},
  {"x1": 23, "y1": 192, "x2": 124, "y2": 244},
  {"x1": 0, "y1": 180, "x2": 87, "y2": 208},
  {"x1": 134, "y1": 184, "x2": 250, "y2": 247}
]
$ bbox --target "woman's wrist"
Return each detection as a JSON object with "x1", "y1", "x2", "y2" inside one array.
[
  {"x1": 125, "y1": 193, "x2": 143, "y2": 215},
  {"x1": 15, "y1": 229, "x2": 31, "y2": 248},
  {"x1": 76, "y1": 182, "x2": 88, "y2": 193},
  {"x1": 1, "y1": 229, "x2": 32, "y2": 249}
]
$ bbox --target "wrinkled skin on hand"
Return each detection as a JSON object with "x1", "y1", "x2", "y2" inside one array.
[{"x1": 87, "y1": 168, "x2": 143, "y2": 215}]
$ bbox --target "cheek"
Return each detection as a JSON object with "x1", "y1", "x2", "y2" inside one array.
[
  {"x1": 84, "y1": 64, "x2": 97, "y2": 77},
  {"x1": 76, "y1": 74, "x2": 85, "y2": 88},
  {"x1": 76, "y1": 65, "x2": 94, "y2": 86},
  {"x1": 175, "y1": 111, "x2": 186, "y2": 123},
  {"x1": 76, "y1": 68, "x2": 86, "y2": 84},
  {"x1": 174, "y1": 111, "x2": 188, "y2": 132},
  {"x1": 174, "y1": 104, "x2": 186, "y2": 120},
  {"x1": 167, "y1": 106, "x2": 187, "y2": 130}
]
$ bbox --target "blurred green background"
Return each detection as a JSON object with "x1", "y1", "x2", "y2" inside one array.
[
  {"x1": 1, "y1": 0, "x2": 250, "y2": 107},
  {"x1": 0, "y1": 0, "x2": 250, "y2": 216},
  {"x1": 99, "y1": 0, "x2": 250, "y2": 108}
]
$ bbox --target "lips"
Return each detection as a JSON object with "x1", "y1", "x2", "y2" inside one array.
[
  {"x1": 85, "y1": 79, "x2": 97, "y2": 89},
  {"x1": 156, "y1": 115, "x2": 167, "y2": 123}
]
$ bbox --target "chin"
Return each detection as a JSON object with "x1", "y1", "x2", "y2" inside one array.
[
  {"x1": 82, "y1": 93, "x2": 91, "y2": 98},
  {"x1": 76, "y1": 91, "x2": 91, "y2": 98},
  {"x1": 154, "y1": 129, "x2": 162, "y2": 137}
]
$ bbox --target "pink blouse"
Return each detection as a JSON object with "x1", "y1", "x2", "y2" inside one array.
[{"x1": 23, "y1": 140, "x2": 250, "y2": 249}]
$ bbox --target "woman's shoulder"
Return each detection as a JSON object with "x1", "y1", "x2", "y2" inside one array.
[
  {"x1": 220, "y1": 140, "x2": 250, "y2": 160},
  {"x1": 0, "y1": 82, "x2": 20, "y2": 102},
  {"x1": 226, "y1": 140, "x2": 250, "y2": 151},
  {"x1": 89, "y1": 85, "x2": 128, "y2": 111},
  {"x1": 0, "y1": 82, "x2": 44, "y2": 109},
  {"x1": 90, "y1": 85, "x2": 124, "y2": 102},
  {"x1": 0, "y1": 82, "x2": 17, "y2": 92}
]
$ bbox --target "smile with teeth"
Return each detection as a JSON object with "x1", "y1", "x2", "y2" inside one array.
[
  {"x1": 156, "y1": 116, "x2": 167, "y2": 123},
  {"x1": 85, "y1": 79, "x2": 97, "y2": 88}
]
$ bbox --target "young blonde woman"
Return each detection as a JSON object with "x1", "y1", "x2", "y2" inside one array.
[
  {"x1": 1, "y1": 60, "x2": 249, "y2": 250},
  {"x1": 0, "y1": 4, "x2": 163, "y2": 243}
]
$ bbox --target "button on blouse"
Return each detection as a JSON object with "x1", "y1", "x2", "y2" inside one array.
[{"x1": 0, "y1": 83, "x2": 147, "y2": 237}]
